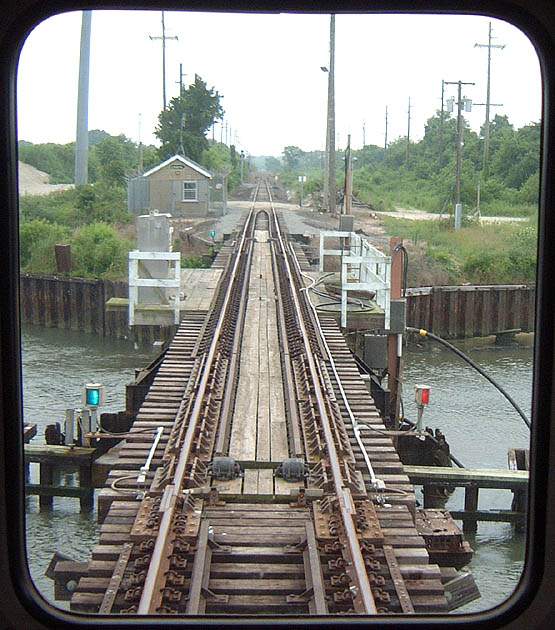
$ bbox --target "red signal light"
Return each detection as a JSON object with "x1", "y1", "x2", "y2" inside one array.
[{"x1": 414, "y1": 385, "x2": 431, "y2": 406}]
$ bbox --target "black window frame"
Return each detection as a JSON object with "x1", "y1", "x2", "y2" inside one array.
[{"x1": 0, "y1": 0, "x2": 554, "y2": 628}]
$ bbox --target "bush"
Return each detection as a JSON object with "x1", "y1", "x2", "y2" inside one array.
[
  {"x1": 71, "y1": 223, "x2": 133, "y2": 278},
  {"x1": 461, "y1": 250, "x2": 508, "y2": 283},
  {"x1": 20, "y1": 219, "x2": 71, "y2": 273}
]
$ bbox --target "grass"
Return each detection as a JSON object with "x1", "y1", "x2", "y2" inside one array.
[{"x1": 382, "y1": 215, "x2": 538, "y2": 286}]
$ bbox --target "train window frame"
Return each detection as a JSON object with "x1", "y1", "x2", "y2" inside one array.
[{"x1": 1, "y1": 0, "x2": 554, "y2": 628}]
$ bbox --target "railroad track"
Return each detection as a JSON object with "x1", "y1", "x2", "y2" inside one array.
[{"x1": 69, "y1": 181, "x2": 448, "y2": 616}]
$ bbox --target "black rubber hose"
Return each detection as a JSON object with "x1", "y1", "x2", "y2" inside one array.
[{"x1": 408, "y1": 327, "x2": 531, "y2": 430}]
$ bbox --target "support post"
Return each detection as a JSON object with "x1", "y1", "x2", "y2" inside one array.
[
  {"x1": 79, "y1": 464, "x2": 94, "y2": 512},
  {"x1": 388, "y1": 237, "x2": 403, "y2": 429},
  {"x1": 39, "y1": 463, "x2": 54, "y2": 510},
  {"x1": 463, "y1": 484, "x2": 479, "y2": 534}
]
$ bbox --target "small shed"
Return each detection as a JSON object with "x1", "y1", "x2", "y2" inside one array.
[{"x1": 128, "y1": 154, "x2": 212, "y2": 217}]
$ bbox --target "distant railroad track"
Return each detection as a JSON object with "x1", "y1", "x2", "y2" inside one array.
[{"x1": 70, "y1": 180, "x2": 448, "y2": 616}]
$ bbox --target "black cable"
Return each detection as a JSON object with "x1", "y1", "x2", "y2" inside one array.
[
  {"x1": 408, "y1": 327, "x2": 531, "y2": 430},
  {"x1": 394, "y1": 243, "x2": 409, "y2": 297}
]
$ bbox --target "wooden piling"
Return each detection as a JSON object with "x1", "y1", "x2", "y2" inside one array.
[{"x1": 463, "y1": 485, "x2": 479, "y2": 534}]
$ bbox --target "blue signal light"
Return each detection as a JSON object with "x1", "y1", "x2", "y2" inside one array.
[{"x1": 86, "y1": 388, "x2": 100, "y2": 407}]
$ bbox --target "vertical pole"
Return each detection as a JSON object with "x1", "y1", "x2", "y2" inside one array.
[
  {"x1": 220, "y1": 121, "x2": 223, "y2": 144},
  {"x1": 455, "y1": 81, "x2": 463, "y2": 209},
  {"x1": 439, "y1": 80, "x2": 445, "y2": 167},
  {"x1": 79, "y1": 463, "x2": 94, "y2": 512},
  {"x1": 75, "y1": 10, "x2": 92, "y2": 186},
  {"x1": 388, "y1": 237, "x2": 403, "y2": 429},
  {"x1": 138, "y1": 113, "x2": 144, "y2": 174},
  {"x1": 179, "y1": 62, "x2": 183, "y2": 95},
  {"x1": 39, "y1": 463, "x2": 54, "y2": 510},
  {"x1": 362, "y1": 121, "x2": 366, "y2": 148},
  {"x1": 384, "y1": 105, "x2": 388, "y2": 153},
  {"x1": 464, "y1": 485, "x2": 479, "y2": 534},
  {"x1": 327, "y1": 14, "x2": 336, "y2": 215},
  {"x1": 483, "y1": 22, "x2": 492, "y2": 178},
  {"x1": 406, "y1": 97, "x2": 411, "y2": 165},
  {"x1": 345, "y1": 134, "x2": 352, "y2": 215},
  {"x1": 161, "y1": 11, "x2": 167, "y2": 110}
]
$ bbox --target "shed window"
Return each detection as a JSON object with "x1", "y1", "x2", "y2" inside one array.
[{"x1": 182, "y1": 181, "x2": 198, "y2": 201}]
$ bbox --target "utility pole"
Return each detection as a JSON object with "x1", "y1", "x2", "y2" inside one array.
[
  {"x1": 149, "y1": 11, "x2": 178, "y2": 110},
  {"x1": 179, "y1": 113, "x2": 185, "y2": 155},
  {"x1": 75, "y1": 10, "x2": 92, "y2": 186},
  {"x1": 225, "y1": 121, "x2": 228, "y2": 145},
  {"x1": 405, "y1": 97, "x2": 411, "y2": 165},
  {"x1": 439, "y1": 80, "x2": 445, "y2": 166},
  {"x1": 445, "y1": 80, "x2": 475, "y2": 228},
  {"x1": 176, "y1": 63, "x2": 186, "y2": 96},
  {"x1": 138, "y1": 113, "x2": 144, "y2": 174},
  {"x1": 475, "y1": 22, "x2": 505, "y2": 178},
  {"x1": 326, "y1": 14, "x2": 336, "y2": 214},
  {"x1": 344, "y1": 134, "x2": 352, "y2": 215},
  {"x1": 384, "y1": 105, "x2": 388, "y2": 153},
  {"x1": 362, "y1": 121, "x2": 366, "y2": 148}
]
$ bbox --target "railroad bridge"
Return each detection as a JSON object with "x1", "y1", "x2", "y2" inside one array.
[{"x1": 55, "y1": 181, "x2": 474, "y2": 616}]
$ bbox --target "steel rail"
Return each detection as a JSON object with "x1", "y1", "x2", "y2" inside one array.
[
  {"x1": 137, "y1": 184, "x2": 261, "y2": 614},
  {"x1": 265, "y1": 182, "x2": 378, "y2": 615}
]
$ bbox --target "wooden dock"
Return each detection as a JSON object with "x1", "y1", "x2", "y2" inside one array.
[{"x1": 404, "y1": 465, "x2": 529, "y2": 532}]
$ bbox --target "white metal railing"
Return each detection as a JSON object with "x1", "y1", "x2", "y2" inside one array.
[
  {"x1": 128, "y1": 251, "x2": 181, "y2": 326},
  {"x1": 319, "y1": 230, "x2": 391, "y2": 329}
]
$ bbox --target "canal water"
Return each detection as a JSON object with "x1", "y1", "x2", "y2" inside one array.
[{"x1": 22, "y1": 325, "x2": 532, "y2": 614}]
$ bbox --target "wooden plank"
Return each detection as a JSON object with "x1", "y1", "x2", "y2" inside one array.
[
  {"x1": 403, "y1": 465, "x2": 528, "y2": 489},
  {"x1": 258, "y1": 469, "x2": 274, "y2": 495},
  {"x1": 243, "y1": 469, "x2": 259, "y2": 495}
]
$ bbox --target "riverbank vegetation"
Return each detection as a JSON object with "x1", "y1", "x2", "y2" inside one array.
[
  {"x1": 382, "y1": 215, "x2": 537, "y2": 286},
  {"x1": 270, "y1": 112, "x2": 540, "y2": 219}
]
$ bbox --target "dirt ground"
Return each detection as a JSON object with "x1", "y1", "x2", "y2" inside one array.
[{"x1": 18, "y1": 161, "x2": 74, "y2": 196}]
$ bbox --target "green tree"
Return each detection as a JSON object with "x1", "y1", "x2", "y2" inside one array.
[
  {"x1": 155, "y1": 75, "x2": 223, "y2": 162},
  {"x1": 282, "y1": 146, "x2": 305, "y2": 171}
]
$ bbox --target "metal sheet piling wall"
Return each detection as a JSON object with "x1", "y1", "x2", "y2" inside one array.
[
  {"x1": 406, "y1": 285, "x2": 535, "y2": 339},
  {"x1": 19, "y1": 274, "x2": 172, "y2": 343},
  {"x1": 20, "y1": 275, "x2": 535, "y2": 341}
]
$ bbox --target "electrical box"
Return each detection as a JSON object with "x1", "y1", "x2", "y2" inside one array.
[
  {"x1": 339, "y1": 215, "x2": 354, "y2": 232},
  {"x1": 389, "y1": 299, "x2": 407, "y2": 334},
  {"x1": 363, "y1": 334, "x2": 388, "y2": 370},
  {"x1": 464, "y1": 98, "x2": 472, "y2": 112}
]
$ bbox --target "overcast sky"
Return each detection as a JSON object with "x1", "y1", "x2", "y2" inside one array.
[{"x1": 17, "y1": 10, "x2": 542, "y2": 157}]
